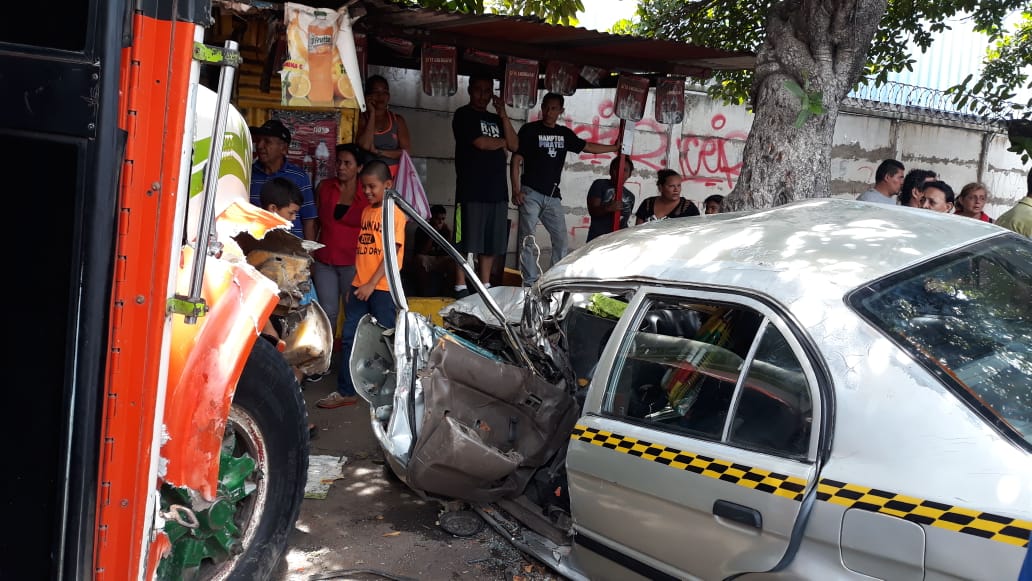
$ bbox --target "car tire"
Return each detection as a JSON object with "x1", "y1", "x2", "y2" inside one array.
[
  {"x1": 205, "y1": 337, "x2": 310, "y2": 581},
  {"x1": 438, "y1": 509, "x2": 485, "y2": 537},
  {"x1": 380, "y1": 450, "x2": 402, "y2": 483}
]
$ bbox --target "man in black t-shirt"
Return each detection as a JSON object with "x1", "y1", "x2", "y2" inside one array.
[
  {"x1": 451, "y1": 74, "x2": 518, "y2": 297},
  {"x1": 586, "y1": 156, "x2": 636, "y2": 243},
  {"x1": 511, "y1": 92, "x2": 619, "y2": 285}
]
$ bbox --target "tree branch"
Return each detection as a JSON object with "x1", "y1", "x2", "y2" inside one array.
[
  {"x1": 830, "y1": 0, "x2": 887, "y2": 95},
  {"x1": 801, "y1": 0, "x2": 836, "y2": 83},
  {"x1": 763, "y1": 1, "x2": 817, "y2": 81}
]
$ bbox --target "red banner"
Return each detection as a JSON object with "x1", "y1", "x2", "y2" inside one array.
[
  {"x1": 580, "y1": 65, "x2": 605, "y2": 87},
  {"x1": 463, "y1": 48, "x2": 500, "y2": 67},
  {"x1": 614, "y1": 74, "x2": 649, "y2": 121},
  {"x1": 656, "y1": 77, "x2": 686, "y2": 125},
  {"x1": 505, "y1": 57, "x2": 539, "y2": 109},
  {"x1": 545, "y1": 61, "x2": 580, "y2": 96},
  {"x1": 421, "y1": 44, "x2": 458, "y2": 97}
]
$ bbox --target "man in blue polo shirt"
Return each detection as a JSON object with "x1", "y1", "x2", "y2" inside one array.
[{"x1": 249, "y1": 119, "x2": 317, "y2": 240}]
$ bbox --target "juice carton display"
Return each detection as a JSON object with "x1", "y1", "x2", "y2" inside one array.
[
  {"x1": 307, "y1": 13, "x2": 335, "y2": 105},
  {"x1": 282, "y1": 2, "x2": 363, "y2": 110}
]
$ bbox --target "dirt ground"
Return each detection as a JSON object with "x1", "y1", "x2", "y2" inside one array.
[{"x1": 273, "y1": 364, "x2": 560, "y2": 581}]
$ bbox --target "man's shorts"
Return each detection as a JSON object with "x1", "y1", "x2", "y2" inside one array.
[{"x1": 455, "y1": 200, "x2": 508, "y2": 256}]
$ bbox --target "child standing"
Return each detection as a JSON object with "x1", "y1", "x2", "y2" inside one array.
[
  {"x1": 317, "y1": 161, "x2": 406, "y2": 408},
  {"x1": 257, "y1": 177, "x2": 304, "y2": 356}
]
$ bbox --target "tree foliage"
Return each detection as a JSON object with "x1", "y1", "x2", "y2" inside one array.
[
  {"x1": 950, "y1": 10, "x2": 1031, "y2": 120},
  {"x1": 632, "y1": 0, "x2": 1030, "y2": 120},
  {"x1": 418, "y1": 0, "x2": 583, "y2": 25}
]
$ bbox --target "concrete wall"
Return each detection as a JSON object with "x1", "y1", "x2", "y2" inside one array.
[{"x1": 372, "y1": 66, "x2": 1029, "y2": 268}]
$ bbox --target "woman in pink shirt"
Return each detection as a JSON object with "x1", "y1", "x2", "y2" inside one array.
[{"x1": 312, "y1": 143, "x2": 368, "y2": 342}]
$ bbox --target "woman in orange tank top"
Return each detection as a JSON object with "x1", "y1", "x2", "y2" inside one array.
[{"x1": 357, "y1": 75, "x2": 410, "y2": 175}]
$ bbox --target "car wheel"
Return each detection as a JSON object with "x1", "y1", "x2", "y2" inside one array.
[
  {"x1": 378, "y1": 449, "x2": 403, "y2": 483},
  {"x1": 439, "y1": 509, "x2": 485, "y2": 537},
  {"x1": 200, "y1": 337, "x2": 310, "y2": 580}
]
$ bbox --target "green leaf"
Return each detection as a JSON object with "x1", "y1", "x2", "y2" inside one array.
[
  {"x1": 794, "y1": 109, "x2": 808, "y2": 128},
  {"x1": 783, "y1": 79, "x2": 806, "y2": 99},
  {"x1": 808, "y1": 92, "x2": 825, "y2": 114}
]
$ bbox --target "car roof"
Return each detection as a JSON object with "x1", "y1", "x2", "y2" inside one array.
[{"x1": 541, "y1": 198, "x2": 1007, "y2": 298}]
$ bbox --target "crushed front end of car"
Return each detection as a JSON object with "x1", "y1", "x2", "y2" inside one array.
[{"x1": 349, "y1": 194, "x2": 598, "y2": 579}]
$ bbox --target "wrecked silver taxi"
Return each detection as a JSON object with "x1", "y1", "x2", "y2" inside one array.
[{"x1": 352, "y1": 196, "x2": 1031, "y2": 580}]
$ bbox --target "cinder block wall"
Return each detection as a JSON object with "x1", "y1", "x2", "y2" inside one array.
[{"x1": 371, "y1": 66, "x2": 1028, "y2": 269}]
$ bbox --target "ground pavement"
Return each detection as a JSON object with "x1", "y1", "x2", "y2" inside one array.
[{"x1": 273, "y1": 363, "x2": 560, "y2": 581}]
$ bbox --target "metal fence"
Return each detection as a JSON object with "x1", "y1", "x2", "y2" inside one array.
[
  {"x1": 849, "y1": 81, "x2": 969, "y2": 113},
  {"x1": 686, "y1": 78, "x2": 1014, "y2": 129},
  {"x1": 845, "y1": 80, "x2": 1011, "y2": 128}
]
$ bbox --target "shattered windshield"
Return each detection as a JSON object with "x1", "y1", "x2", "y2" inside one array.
[{"x1": 850, "y1": 235, "x2": 1032, "y2": 448}]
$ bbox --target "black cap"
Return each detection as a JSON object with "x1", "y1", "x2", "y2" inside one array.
[{"x1": 250, "y1": 119, "x2": 291, "y2": 144}]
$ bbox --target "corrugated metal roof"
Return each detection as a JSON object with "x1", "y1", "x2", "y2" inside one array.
[{"x1": 352, "y1": 0, "x2": 755, "y2": 83}]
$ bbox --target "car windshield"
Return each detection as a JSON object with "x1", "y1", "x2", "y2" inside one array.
[{"x1": 850, "y1": 235, "x2": 1032, "y2": 448}]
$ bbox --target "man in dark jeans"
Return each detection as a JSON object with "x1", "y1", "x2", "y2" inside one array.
[{"x1": 511, "y1": 92, "x2": 619, "y2": 286}]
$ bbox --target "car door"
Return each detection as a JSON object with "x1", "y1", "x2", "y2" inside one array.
[{"x1": 566, "y1": 288, "x2": 824, "y2": 580}]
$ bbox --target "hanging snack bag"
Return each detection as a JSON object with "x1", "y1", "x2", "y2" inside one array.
[{"x1": 505, "y1": 57, "x2": 539, "y2": 110}]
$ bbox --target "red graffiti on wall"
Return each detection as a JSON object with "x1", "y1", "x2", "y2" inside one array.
[
  {"x1": 528, "y1": 101, "x2": 669, "y2": 168},
  {"x1": 529, "y1": 103, "x2": 747, "y2": 189},
  {"x1": 569, "y1": 215, "x2": 592, "y2": 240},
  {"x1": 568, "y1": 100, "x2": 671, "y2": 169},
  {"x1": 676, "y1": 114, "x2": 747, "y2": 188}
]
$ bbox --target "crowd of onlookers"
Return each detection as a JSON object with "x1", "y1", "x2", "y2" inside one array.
[
  {"x1": 246, "y1": 74, "x2": 411, "y2": 410},
  {"x1": 244, "y1": 73, "x2": 1032, "y2": 412},
  {"x1": 856, "y1": 158, "x2": 1032, "y2": 237},
  {"x1": 585, "y1": 158, "x2": 725, "y2": 243},
  {"x1": 244, "y1": 73, "x2": 731, "y2": 409}
]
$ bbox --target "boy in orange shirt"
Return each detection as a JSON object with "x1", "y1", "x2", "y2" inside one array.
[{"x1": 318, "y1": 161, "x2": 406, "y2": 408}]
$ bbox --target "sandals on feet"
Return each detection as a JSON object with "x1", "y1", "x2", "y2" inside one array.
[{"x1": 316, "y1": 392, "x2": 358, "y2": 409}]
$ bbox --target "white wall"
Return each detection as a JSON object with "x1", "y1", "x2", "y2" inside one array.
[{"x1": 371, "y1": 66, "x2": 1029, "y2": 268}]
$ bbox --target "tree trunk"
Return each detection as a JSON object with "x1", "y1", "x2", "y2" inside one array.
[{"x1": 725, "y1": 0, "x2": 888, "y2": 211}]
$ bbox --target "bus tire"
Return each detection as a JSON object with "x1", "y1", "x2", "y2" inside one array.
[{"x1": 214, "y1": 337, "x2": 309, "y2": 580}]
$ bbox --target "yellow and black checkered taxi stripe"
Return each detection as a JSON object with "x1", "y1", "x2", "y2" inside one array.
[{"x1": 571, "y1": 425, "x2": 1031, "y2": 548}]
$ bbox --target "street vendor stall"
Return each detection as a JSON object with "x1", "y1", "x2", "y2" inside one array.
[{"x1": 209, "y1": 0, "x2": 754, "y2": 228}]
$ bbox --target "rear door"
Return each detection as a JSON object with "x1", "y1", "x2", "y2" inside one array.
[
  {"x1": 567, "y1": 288, "x2": 824, "y2": 580},
  {"x1": 3, "y1": 1, "x2": 125, "y2": 577}
]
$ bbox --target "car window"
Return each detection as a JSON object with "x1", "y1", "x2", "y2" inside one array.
[
  {"x1": 728, "y1": 322, "x2": 812, "y2": 458},
  {"x1": 850, "y1": 235, "x2": 1032, "y2": 448},
  {"x1": 603, "y1": 297, "x2": 763, "y2": 442},
  {"x1": 560, "y1": 292, "x2": 631, "y2": 388}
]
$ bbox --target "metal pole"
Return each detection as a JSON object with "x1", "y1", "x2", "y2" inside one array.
[
  {"x1": 612, "y1": 118, "x2": 627, "y2": 232},
  {"x1": 185, "y1": 40, "x2": 238, "y2": 324}
]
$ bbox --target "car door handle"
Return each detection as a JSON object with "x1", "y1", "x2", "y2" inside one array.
[{"x1": 713, "y1": 499, "x2": 763, "y2": 530}]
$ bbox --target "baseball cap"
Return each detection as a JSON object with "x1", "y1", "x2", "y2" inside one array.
[{"x1": 250, "y1": 119, "x2": 291, "y2": 144}]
